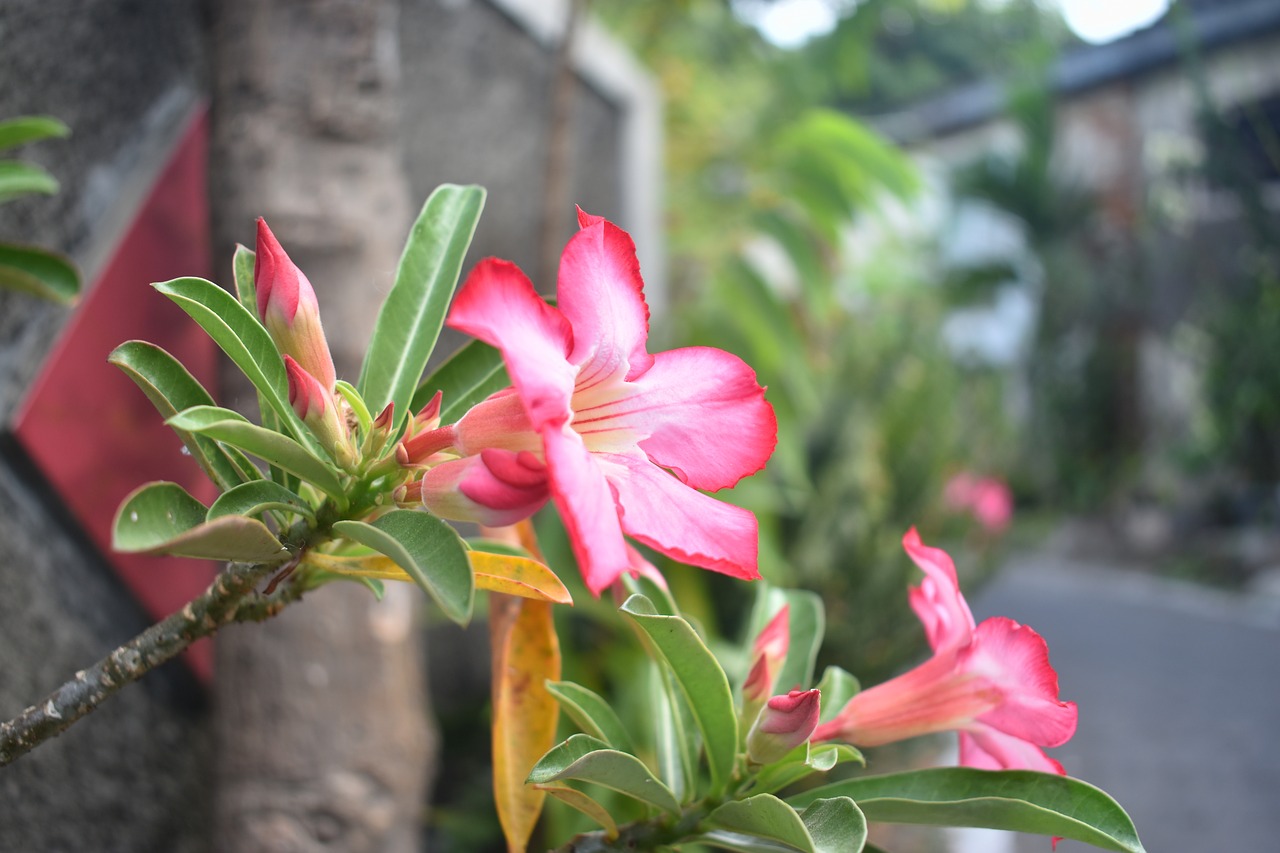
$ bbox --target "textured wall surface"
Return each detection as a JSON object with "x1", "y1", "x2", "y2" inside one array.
[{"x1": 0, "y1": 1, "x2": 213, "y2": 849}]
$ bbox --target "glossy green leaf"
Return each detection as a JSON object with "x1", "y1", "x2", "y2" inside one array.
[
  {"x1": 706, "y1": 795, "x2": 814, "y2": 851},
  {"x1": 109, "y1": 342, "x2": 259, "y2": 491},
  {"x1": 231, "y1": 243, "x2": 257, "y2": 316},
  {"x1": 333, "y1": 510, "x2": 473, "y2": 625},
  {"x1": 526, "y1": 734, "x2": 680, "y2": 814},
  {"x1": 648, "y1": 659, "x2": 695, "y2": 803},
  {"x1": 787, "y1": 769, "x2": 1145, "y2": 853},
  {"x1": 620, "y1": 570, "x2": 680, "y2": 616},
  {"x1": 0, "y1": 160, "x2": 58, "y2": 203},
  {"x1": 411, "y1": 339, "x2": 508, "y2": 424},
  {"x1": 800, "y1": 797, "x2": 867, "y2": 853},
  {"x1": 207, "y1": 480, "x2": 314, "y2": 521},
  {"x1": 112, "y1": 481, "x2": 285, "y2": 562},
  {"x1": 546, "y1": 681, "x2": 634, "y2": 754},
  {"x1": 153, "y1": 276, "x2": 321, "y2": 456},
  {"x1": 693, "y1": 831, "x2": 808, "y2": 853},
  {"x1": 357, "y1": 184, "x2": 485, "y2": 432},
  {"x1": 815, "y1": 666, "x2": 860, "y2": 724},
  {"x1": 167, "y1": 406, "x2": 345, "y2": 500},
  {"x1": 0, "y1": 116, "x2": 69, "y2": 152},
  {"x1": 621, "y1": 594, "x2": 738, "y2": 793},
  {"x1": 0, "y1": 242, "x2": 79, "y2": 303}
]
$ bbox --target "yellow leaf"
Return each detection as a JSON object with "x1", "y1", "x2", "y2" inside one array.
[
  {"x1": 471, "y1": 551, "x2": 573, "y2": 605},
  {"x1": 492, "y1": 594, "x2": 561, "y2": 853},
  {"x1": 534, "y1": 784, "x2": 619, "y2": 840}
]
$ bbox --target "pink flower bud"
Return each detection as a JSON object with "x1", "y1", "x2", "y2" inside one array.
[
  {"x1": 747, "y1": 689, "x2": 821, "y2": 765},
  {"x1": 744, "y1": 606, "x2": 790, "y2": 704},
  {"x1": 417, "y1": 449, "x2": 550, "y2": 527},
  {"x1": 284, "y1": 356, "x2": 351, "y2": 465},
  {"x1": 255, "y1": 218, "x2": 337, "y2": 392}
]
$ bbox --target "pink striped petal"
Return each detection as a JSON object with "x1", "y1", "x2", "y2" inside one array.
[
  {"x1": 972, "y1": 617, "x2": 1078, "y2": 748},
  {"x1": 606, "y1": 347, "x2": 777, "y2": 492},
  {"x1": 959, "y1": 727, "x2": 1066, "y2": 775},
  {"x1": 904, "y1": 528, "x2": 976, "y2": 652},
  {"x1": 449, "y1": 259, "x2": 576, "y2": 431},
  {"x1": 601, "y1": 452, "x2": 761, "y2": 582},
  {"x1": 557, "y1": 215, "x2": 653, "y2": 382},
  {"x1": 541, "y1": 423, "x2": 631, "y2": 596}
]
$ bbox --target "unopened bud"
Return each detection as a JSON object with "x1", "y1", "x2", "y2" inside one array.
[
  {"x1": 256, "y1": 218, "x2": 337, "y2": 391},
  {"x1": 285, "y1": 355, "x2": 352, "y2": 467},
  {"x1": 746, "y1": 689, "x2": 821, "y2": 765}
]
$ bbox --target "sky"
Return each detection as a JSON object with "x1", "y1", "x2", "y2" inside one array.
[{"x1": 744, "y1": 0, "x2": 1175, "y2": 48}]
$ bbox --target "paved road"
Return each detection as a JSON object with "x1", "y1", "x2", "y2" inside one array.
[{"x1": 966, "y1": 552, "x2": 1280, "y2": 853}]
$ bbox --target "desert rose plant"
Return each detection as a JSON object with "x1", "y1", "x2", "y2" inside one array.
[{"x1": 0, "y1": 186, "x2": 1144, "y2": 853}]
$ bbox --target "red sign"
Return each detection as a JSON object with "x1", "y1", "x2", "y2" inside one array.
[{"x1": 13, "y1": 108, "x2": 218, "y2": 681}]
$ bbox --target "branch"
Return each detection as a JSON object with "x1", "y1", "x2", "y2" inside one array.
[{"x1": 0, "y1": 557, "x2": 298, "y2": 766}]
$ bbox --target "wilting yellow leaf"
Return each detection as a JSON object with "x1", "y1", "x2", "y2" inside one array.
[
  {"x1": 471, "y1": 551, "x2": 573, "y2": 604},
  {"x1": 492, "y1": 594, "x2": 561, "y2": 853},
  {"x1": 534, "y1": 784, "x2": 619, "y2": 840}
]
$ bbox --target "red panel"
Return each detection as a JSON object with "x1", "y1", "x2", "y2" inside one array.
[{"x1": 13, "y1": 108, "x2": 218, "y2": 682}]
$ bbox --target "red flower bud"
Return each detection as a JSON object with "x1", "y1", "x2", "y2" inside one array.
[
  {"x1": 746, "y1": 689, "x2": 821, "y2": 765},
  {"x1": 256, "y1": 218, "x2": 337, "y2": 392}
]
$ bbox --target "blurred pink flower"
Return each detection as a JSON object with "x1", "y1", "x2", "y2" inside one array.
[
  {"x1": 406, "y1": 209, "x2": 776, "y2": 595},
  {"x1": 814, "y1": 528, "x2": 1075, "y2": 774},
  {"x1": 944, "y1": 472, "x2": 1013, "y2": 533}
]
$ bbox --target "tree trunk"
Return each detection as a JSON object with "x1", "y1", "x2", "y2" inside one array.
[{"x1": 208, "y1": 2, "x2": 435, "y2": 851}]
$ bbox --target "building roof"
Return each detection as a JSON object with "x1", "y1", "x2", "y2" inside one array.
[{"x1": 870, "y1": 0, "x2": 1280, "y2": 144}]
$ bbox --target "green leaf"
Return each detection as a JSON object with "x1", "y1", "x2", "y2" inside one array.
[
  {"x1": 112, "y1": 481, "x2": 286, "y2": 562},
  {"x1": 357, "y1": 184, "x2": 485, "y2": 433},
  {"x1": 167, "y1": 406, "x2": 345, "y2": 500},
  {"x1": 0, "y1": 160, "x2": 58, "y2": 203},
  {"x1": 546, "y1": 681, "x2": 635, "y2": 754},
  {"x1": 705, "y1": 795, "x2": 814, "y2": 852},
  {"x1": 800, "y1": 797, "x2": 867, "y2": 853},
  {"x1": 533, "y1": 784, "x2": 619, "y2": 839},
  {"x1": 815, "y1": 666, "x2": 860, "y2": 724},
  {"x1": 410, "y1": 340, "x2": 508, "y2": 424},
  {"x1": 207, "y1": 480, "x2": 315, "y2": 522},
  {"x1": 621, "y1": 594, "x2": 738, "y2": 794},
  {"x1": 648, "y1": 659, "x2": 695, "y2": 803},
  {"x1": 0, "y1": 242, "x2": 79, "y2": 303},
  {"x1": 620, "y1": 569, "x2": 680, "y2": 616},
  {"x1": 153, "y1": 276, "x2": 322, "y2": 456},
  {"x1": 526, "y1": 734, "x2": 680, "y2": 814},
  {"x1": 0, "y1": 116, "x2": 69, "y2": 152},
  {"x1": 692, "y1": 831, "x2": 809, "y2": 853},
  {"x1": 750, "y1": 744, "x2": 863, "y2": 796},
  {"x1": 109, "y1": 342, "x2": 260, "y2": 491},
  {"x1": 777, "y1": 590, "x2": 823, "y2": 695},
  {"x1": 332, "y1": 510, "x2": 473, "y2": 625},
  {"x1": 231, "y1": 243, "x2": 257, "y2": 317},
  {"x1": 334, "y1": 380, "x2": 373, "y2": 437},
  {"x1": 787, "y1": 769, "x2": 1145, "y2": 853}
]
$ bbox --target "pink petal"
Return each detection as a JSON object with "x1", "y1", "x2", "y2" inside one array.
[
  {"x1": 597, "y1": 346, "x2": 776, "y2": 492},
  {"x1": 601, "y1": 452, "x2": 761, "y2": 582},
  {"x1": 449, "y1": 259, "x2": 576, "y2": 431},
  {"x1": 970, "y1": 617, "x2": 1078, "y2": 748},
  {"x1": 904, "y1": 528, "x2": 976, "y2": 652},
  {"x1": 959, "y1": 727, "x2": 1066, "y2": 775},
  {"x1": 541, "y1": 423, "x2": 631, "y2": 596},
  {"x1": 557, "y1": 215, "x2": 653, "y2": 382}
]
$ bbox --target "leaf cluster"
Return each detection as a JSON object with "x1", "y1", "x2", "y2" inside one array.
[{"x1": 0, "y1": 115, "x2": 80, "y2": 303}]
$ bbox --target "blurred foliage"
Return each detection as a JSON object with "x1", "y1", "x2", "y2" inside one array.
[
  {"x1": 596, "y1": 0, "x2": 1018, "y2": 682},
  {"x1": 0, "y1": 115, "x2": 80, "y2": 304}
]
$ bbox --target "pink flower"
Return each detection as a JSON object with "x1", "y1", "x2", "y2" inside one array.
[
  {"x1": 255, "y1": 218, "x2": 337, "y2": 392},
  {"x1": 814, "y1": 528, "x2": 1076, "y2": 774},
  {"x1": 746, "y1": 688, "x2": 821, "y2": 764},
  {"x1": 410, "y1": 209, "x2": 776, "y2": 595}
]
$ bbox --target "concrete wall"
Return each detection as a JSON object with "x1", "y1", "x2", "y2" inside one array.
[{"x1": 0, "y1": 0, "x2": 658, "y2": 847}]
